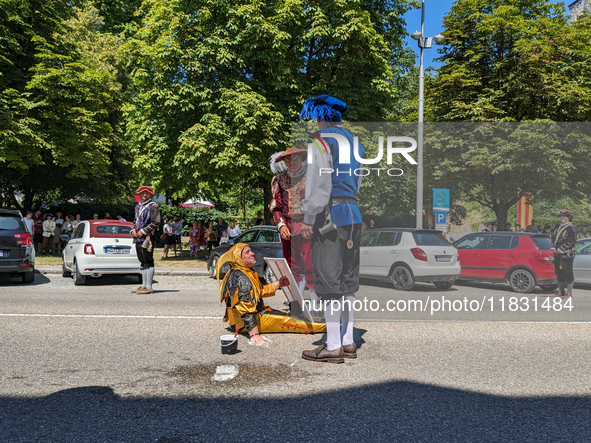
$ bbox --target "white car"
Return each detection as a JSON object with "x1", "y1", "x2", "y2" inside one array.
[
  {"x1": 62, "y1": 220, "x2": 142, "y2": 285},
  {"x1": 575, "y1": 237, "x2": 591, "y2": 283},
  {"x1": 360, "y1": 228, "x2": 461, "y2": 290}
]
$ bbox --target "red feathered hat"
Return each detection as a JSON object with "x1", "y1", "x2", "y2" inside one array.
[{"x1": 136, "y1": 186, "x2": 155, "y2": 196}]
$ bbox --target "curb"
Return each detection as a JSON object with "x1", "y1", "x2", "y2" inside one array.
[{"x1": 35, "y1": 266, "x2": 210, "y2": 277}]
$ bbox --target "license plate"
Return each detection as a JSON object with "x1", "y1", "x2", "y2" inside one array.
[
  {"x1": 435, "y1": 256, "x2": 452, "y2": 262},
  {"x1": 0, "y1": 250, "x2": 7, "y2": 258},
  {"x1": 104, "y1": 248, "x2": 130, "y2": 254}
]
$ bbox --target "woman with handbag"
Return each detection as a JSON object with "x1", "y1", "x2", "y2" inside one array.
[{"x1": 42, "y1": 213, "x2": 56, "y2": 255}]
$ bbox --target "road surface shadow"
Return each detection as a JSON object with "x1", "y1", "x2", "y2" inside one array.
[{"x1": 0, "y1": 382, "x2": 589, "y2": 442}]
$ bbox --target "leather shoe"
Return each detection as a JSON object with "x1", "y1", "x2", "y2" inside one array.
[
  {"x1": 302, "y1": 344, "x2": 344, "y2": 363},
  {"x1": 136, "y1": 287, "x2": 154, "y2": 294},
  {"x1": 342, "y1": 343, "x2": 357, "y2": 359},
  {"x1": 131, "y1": 286, "x2": 144, "y2": 293}
]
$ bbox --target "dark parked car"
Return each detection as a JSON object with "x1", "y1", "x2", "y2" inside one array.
[
  {"x1": 453, "y1": 232, "x2": 556, "y2": 293},
  {"x1": 207, "y1": 226, "x2": 283, "y2": 284},
  {"x1": 0, "y1": 209, "x2": 35, "y2": 283}
]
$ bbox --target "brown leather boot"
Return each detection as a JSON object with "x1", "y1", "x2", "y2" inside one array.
[
  {"x1": 342, "y1": 343, "x2": 357, "y2": 358},
  {"x1": 302, "y1": 344, "x2": 344, "y2": 363}
]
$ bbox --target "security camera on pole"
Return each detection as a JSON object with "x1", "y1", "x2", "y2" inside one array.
[{"x1": 411, "y1": 0, "x2": 444, "y2": 229}]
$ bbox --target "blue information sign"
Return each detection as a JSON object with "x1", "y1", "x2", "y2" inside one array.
[{"x1": 433, "y1": 188, "x2": 450, "y2": 213}]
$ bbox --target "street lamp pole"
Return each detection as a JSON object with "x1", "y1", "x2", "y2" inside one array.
[{"x1": 411, "y1": 1, "x2": 444, "y2": 229}]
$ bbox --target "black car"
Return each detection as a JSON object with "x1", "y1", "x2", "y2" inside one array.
[
  {"x1": 0, "y1": 209, "x2": 35, "y2": 283},
  {"x1": 207, "y1": 226, "x2": 283, "y2": 284}
]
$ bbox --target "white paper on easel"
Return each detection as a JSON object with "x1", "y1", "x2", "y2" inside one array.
[{"x1": 264, "y1": 257, "x2": 313, "y2": 323}]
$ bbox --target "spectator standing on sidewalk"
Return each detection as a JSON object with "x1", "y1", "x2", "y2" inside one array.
[
  {"x1": 216, "y1": 217, "x2": 228, "y2": 245},
  {"x1": 42, "y1": 213, "x2": 56, "y2": 254},
  {"x1": 255, "y1": 211, "x2": 264, "y2": 226},
  {"x1": 578, "y1": 226, "x2": 588, "y2": 238},
  {"x1": 53, "y1": 222, "x2": 63, "y2": 254},
  {"x1": 70, "y1": 214, "x2": 82, "y2": 232},
  {"x1": 33, "y1": 210, "x2": 44, "y2": 252},
  {"x1": 526, "y1": 219, "x2": 539, "y2": 233},
  {"x1": 24, "y1": 211, "x2": 34, "y2": 236},
  {"x1": 551, "y1": 209, "x2": 577, "y2": 299},
  {"x1": 227, "y1": 220, "x2": 241, "y2": 240},
  {"x1": 161, "y1": 218, "x2": 173, "y2": 259},
  {"x1": 171, "y1": 215, "x2": 183, "y2": 257},
  {"x1": 205, "y1": 221, "x2": 218, "y2": 257},
  {"x1": 189, "y1": 220, "x2": 200, "y2": 259},
  {"x1": 131, "y1": 186, "x2": 161, "y2": 295}
]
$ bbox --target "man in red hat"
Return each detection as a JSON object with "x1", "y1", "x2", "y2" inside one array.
[
  {"x1": 269, "y1": 148, "x2": 317, "y2": 306},
  {"x1": 551, "y1": 209, "x2": 577, "y2": 299},
  {"x1": 131, "y1": 186, "x2": 161, "y2": 294}
]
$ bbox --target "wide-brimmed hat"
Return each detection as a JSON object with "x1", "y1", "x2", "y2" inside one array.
[
  {"x1": 275, "y1": 148, "x2": 308, "y2": 162},
  {"x1": 136, "y1": 186, "x2": 155, "y2": 196}
]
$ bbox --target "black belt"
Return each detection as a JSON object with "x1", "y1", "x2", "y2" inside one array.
[{"x1": 332, "y1": 197, "x2": 358, "y2": 206}]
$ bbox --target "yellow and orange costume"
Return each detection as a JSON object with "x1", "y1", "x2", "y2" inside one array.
[{"x1": 217, "y1": 243, "x2": 325, "y2": 335}]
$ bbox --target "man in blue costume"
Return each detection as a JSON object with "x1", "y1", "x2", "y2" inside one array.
[{"x1": 299, "y1": 95, "x2": 364, "y2": 363}]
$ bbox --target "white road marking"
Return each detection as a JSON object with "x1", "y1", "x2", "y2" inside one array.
[
  {"x1": 0, "y1": 314, "x2": 589, "y2": 324},
  {"x1": 212, "y1": 365, "x2": 239, "y2": 382},
  {"x1": 0, "y1": 313, "x2": 222, "y2": 319}
]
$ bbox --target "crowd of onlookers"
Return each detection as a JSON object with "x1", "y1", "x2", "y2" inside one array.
[
  {"x1": 159, "y1": 216, "x2": 250, "y2": 259},
  {"x1": 481, "y1": 219, "x2": 588, "y2": 237},
  {"x1": 23, "y1": 211, "x2": 126, "y2": 255}
]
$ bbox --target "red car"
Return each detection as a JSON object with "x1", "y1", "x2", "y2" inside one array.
[{"x1": 453, "y1": 232, "x2": 556, "y2": 293}]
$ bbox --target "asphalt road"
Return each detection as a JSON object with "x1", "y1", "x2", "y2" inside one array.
[{"x1": 1, "y1": 272, "x2": 590, "y2": 442}]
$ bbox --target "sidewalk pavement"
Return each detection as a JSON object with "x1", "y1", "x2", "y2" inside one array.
[{"x1": 36, "y1": 265, "x2": 209, "y2": 276}]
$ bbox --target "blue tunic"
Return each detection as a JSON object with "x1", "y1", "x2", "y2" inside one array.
[{"x1": 314, "y1": 126, "x2": 364, "y2": 229}]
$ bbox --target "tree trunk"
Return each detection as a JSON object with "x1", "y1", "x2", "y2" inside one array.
[{"x1": 493, "y1": 200, "x2": 511, "y2": 229}]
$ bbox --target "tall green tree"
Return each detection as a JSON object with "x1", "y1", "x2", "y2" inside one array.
[
  {"x1": 0, "y1": 1, "x2": 133, "y2": 210},
  {"x1": 424, "y1": 0, "x2": 591, "y2": 226},
  {"x1": 124, "y1": 0, "x2": 416, "y2": 210}
]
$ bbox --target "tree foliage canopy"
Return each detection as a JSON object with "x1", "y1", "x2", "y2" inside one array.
[
  {"x1": 423, "y1": 0, "x2": 591, "y2": 225},
  {"x1": 124, "y1": 0, "x2": 416, "y2": 203},
  {"x1": 0, "y1": 0, "x2": 133, "y2": 209}
]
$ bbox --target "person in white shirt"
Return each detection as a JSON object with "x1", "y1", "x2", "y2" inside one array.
[
  {"x1": 171, "y1": 215, "x2": 183, "y2": 257},
  {"x1": 160, "y1": 218, "x2": 174, "y2": 258},
  {"x1": 53, "y1": 212, "x2": 64, "y2": 226},
  {"x1": 24, "y1": 211, "x2": 34, "y2": 236},
  {"x1": 116, "y1": 215, "x2": 126, "y2": 222},
  {"x1": 42, "y1": 213, "x2": 56, "y2": 254},
  {"x1": 219, "y1": 230, "x2": 230, "y2": 245},
  {"x1": 227, "y1": 220, "x2": 241, "y2": 240}
]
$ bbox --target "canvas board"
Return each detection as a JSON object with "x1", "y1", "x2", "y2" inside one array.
[{"x1": 264, "y1": 257, "x2": 313, "y2": 323}]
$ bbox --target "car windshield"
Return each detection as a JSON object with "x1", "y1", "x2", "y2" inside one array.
[
  {"x1": 532, "y1": 236, "x2": 552, "y2": 250},
  {"x1": 413, "y1": 232, "x2": 450, "y2": 246},
  {"x1": 234, "y1": 230, "x2": 258, "y2": 243}
]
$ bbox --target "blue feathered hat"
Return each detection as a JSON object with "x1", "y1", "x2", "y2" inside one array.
[{"x1": 299, "y1": 95, "x2": 350, "y2": 122}]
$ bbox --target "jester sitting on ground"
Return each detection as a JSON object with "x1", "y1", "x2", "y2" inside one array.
[{"x1": 217, "y1": 243, "x2": 326, "y2": 345}]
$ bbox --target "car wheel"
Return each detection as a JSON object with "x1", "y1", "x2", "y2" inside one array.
[
  {"x1": 264, "y1": 266, "x2": 277, "y2": 285},
  {"x1": 390, "y1": 265, "x2": 415, "y2": 291},
  {"x1": 209, "y1": 255, "x2": 218, "y2": 279},
  {"x1": 62, "y1": 259, "x2": 71, "y2": 278},
  {"x1": 72, "y1": 260, "x2": 86, "y2": 286},
  {"x1": 433, "y1": 280, "x2": 454, "y2": 290},
  {"x1": 22, "y1": 270, "x2": 35, "y2": 284},
  {"x1": 509, "y1": 269, "x2": 535, "y2": 293},
  {"x1": 539, "y1": 283, "x2": 559, "y2": 292}
]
